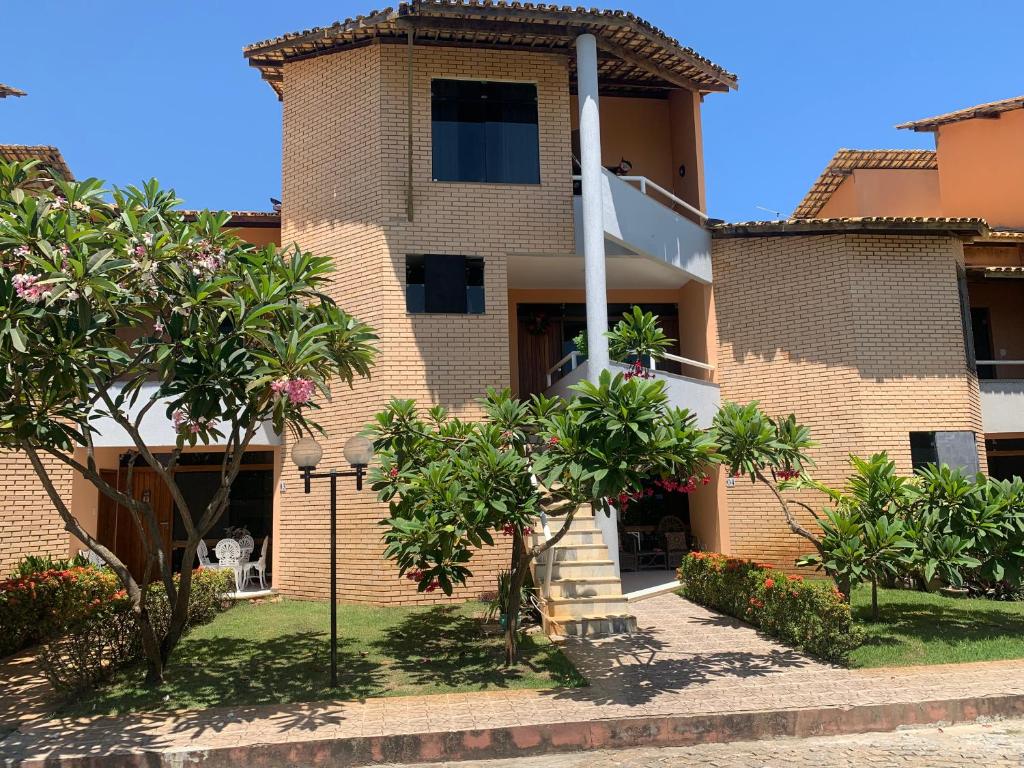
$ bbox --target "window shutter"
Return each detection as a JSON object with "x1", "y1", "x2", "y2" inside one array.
[{"x1": 424, "y1": 254, "x2": 467, "y2": 313}]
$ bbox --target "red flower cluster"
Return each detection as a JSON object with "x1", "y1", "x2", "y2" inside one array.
[
  {"x1": 623, "y1": 359, "x2": 654, "y2": 381},
  {"x1": 501, "y1": 524, "x2": 533, "y2": 537},
  {"x1": 405, "y1": 568, "x2": 441, "y2": 593},
  {"x1": 748, "y1": 597, "x2": 764, "y2": 609},
  {"x1": 389, "y1": 467, "x2": 399, "y2": 479},
  {"x1": 763, "y1": 577, "x2": 775, "y2": 589},
  {"x1": 774, "y1": 467, "x2": 800, "y2": 481}
]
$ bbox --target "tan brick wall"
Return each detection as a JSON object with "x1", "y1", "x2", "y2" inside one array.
[
  {"x1": 0, "y1": 451, "x2": 73, "y2": 575},
  {"x1": 712, "y1": 233, "x2": 984, "y2": 572},
  {"x1": 278, "y1": 42, "x2": 574, "y2": 603}
]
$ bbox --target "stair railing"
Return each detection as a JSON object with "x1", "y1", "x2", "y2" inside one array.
[{"x1": 545, "y1": 350, "x2": 580, "y2": 387}]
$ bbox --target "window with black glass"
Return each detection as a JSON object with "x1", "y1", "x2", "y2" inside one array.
[
  {"x1": 910, "y1": 431, "x2": 980, "y2": 474},
  {"x1": 432, "y1": 79, "x2": 540, "y2": 184},
  {"x1": 406, "y1": 255, "x2": 485, "y2": 314}
]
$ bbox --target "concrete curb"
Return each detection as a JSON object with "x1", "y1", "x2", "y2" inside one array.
[{"x1": 7, "y1": 693, "x2": 1024, "y2": 767}]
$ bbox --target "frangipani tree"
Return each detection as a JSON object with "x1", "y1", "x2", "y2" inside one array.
[
  {"x1": 370, "y1": 371, "x2": 718, "y2": 663},
  {"x1": 0, "y1": 161, "x2": 376, "y2": 683}
]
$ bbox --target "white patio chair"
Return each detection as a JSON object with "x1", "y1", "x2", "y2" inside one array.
[
  {"x1": 197, "y1": 540, "x2": 214, "y2": 567},
  {"x1": 236, "y1": 533, "x2": 255, "y2": 563},
  {"x1": 214, "y1": 538, "x2": 244, "y2": 593},
  {"x1": 243, "y1": 536, "x2": 270, "y2": 590},
  {"x1": 79, "y1": 548, "x2": 106, "y2": 568}
]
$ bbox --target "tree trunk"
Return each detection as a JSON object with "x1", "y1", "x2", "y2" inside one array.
[
  {"x1": 871, "y1": 577, "x2": 879, "y2": 620},
  {"x1": 836, "y1": 574, "x2": 852, "y2": 603},
  {"x1": 504, "y1": 531, "x2": 529, "y2": 666},
  {"x1": 136, "y1": 603, "x2": 165, "y2": 686}
]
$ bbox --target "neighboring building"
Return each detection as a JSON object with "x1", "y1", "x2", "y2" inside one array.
[
  {"x1": 0, "y1": 5, "x2": 1017, "y2": 624},
  {"x1": 0, "y1": 144, "x2": 73, "y2": 181}
]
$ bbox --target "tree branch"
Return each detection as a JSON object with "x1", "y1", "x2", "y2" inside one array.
[{"x1": 754, "y1": 468, "x2": 824, "y2": 554}]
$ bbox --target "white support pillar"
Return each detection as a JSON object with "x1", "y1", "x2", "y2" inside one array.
[{"x1": 575, "y1": 33, "x2": 609, "y2": 382}]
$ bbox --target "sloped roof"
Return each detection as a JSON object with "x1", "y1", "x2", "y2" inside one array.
[
  {"x1": 0, "y1": 144, "x2": 73, "y2": 180},
  {"x1": 181, "y1": 210, "x2": 281, "y2": 227},
  {"x1": 792, "y1": 149, "x2": 937, "y2": 219},
  {"x1": 896, "y1": 95, "x2": 1024, "y2": 132},
  {"x1": 244, "y1": 1, "x2": 737, "y2": 100},
  {"x1": 0, "y1": 83, "x2": 26, "y2": 99},
  {"x1": 711, "y1": 216, "x2": 986, "y2": 239}
]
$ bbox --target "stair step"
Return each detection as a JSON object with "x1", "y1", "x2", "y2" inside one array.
[
  {"x1": 546, "y1": 576, "x2": 623, "y2": 599},
  {"x1": 546, "y1": 613, "x2": 637, "y2": 638},
  {"x1": 537, "y1": 559, "x2": 618, "y2": 579},
  {"x1": 535, "y1": 543, "x2": 610, "y2": 563},
  {"x1": 545, "y1": 596, "x2": 630, "y2": 619},
  {"x1": 530, "y1": 529, "x2": 604, "y2": 546}
]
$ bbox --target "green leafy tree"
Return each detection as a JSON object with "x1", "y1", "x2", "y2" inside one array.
[
  {"x1": 370, "y1": 371, "x2": 718, "y2": 663},
  {"x1": 0, "y1": 161, "x2": 376, "y2": 683},
  {"x1": 712, "y1": 401, "x2": 820, "y2": 552},
  {"x1": 573, "y1": 305, "x2": 674, "y2": 368},
  {"x1": 799, "y1": 454, "x2": 915, "y2": 615}
]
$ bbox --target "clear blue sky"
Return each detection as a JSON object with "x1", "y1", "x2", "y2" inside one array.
[{"x1": 4, "y1": 1, "x2": 1022, "y2": 222}]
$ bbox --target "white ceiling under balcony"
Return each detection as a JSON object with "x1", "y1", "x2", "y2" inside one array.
[{"x1": 507, "y1": 250, "x2": 695, "y2": 290}]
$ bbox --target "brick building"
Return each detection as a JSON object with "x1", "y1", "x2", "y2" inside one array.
[{"x1": 1, "y1": 4, "x2": 1019, "y2": 625}]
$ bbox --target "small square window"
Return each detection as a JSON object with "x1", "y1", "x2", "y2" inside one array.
[{"x1": 406, "y1": 255, "x2": 485, "y2": 315}]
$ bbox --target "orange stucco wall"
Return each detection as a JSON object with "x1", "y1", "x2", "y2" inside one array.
[
  {"x1": 937, "y1": 109, "x2": 1024, "y2": 229},
  {"x1": 967, "y1": 276, "x2": 1024, "y2": 375},
  {"x1": 817, "y1": 168, "x2": 941, "y2": 218},
  {"x1": 570, "y1": 91, "x2": 705, "y2": 213}
]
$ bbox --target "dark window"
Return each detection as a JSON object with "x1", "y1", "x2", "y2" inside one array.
[
  {"x1": 406, "y1": 254, "x2": 485, "y2": 314},
  {"x1": 910, "y1": 431, "x2": 980, "y2": 474},
  {"x1": 432, "y1": 79, "x2": 540, "y2": 184},
  {"x1": 971, "y1": 307, "x2": 994, "y2": 379}
]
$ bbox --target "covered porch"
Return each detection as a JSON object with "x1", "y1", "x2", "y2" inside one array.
[
  {"x1": 70, "y1": 383, "x2": 282, "y2": 595},
  {"x1": 966, "y1": 244, "x2": 1024, "y2": 478}
]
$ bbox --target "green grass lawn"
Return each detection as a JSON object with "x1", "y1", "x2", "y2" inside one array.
[
  {"x1": 850, "y1": 585, "x2": 1024, "y2": 668},
  {"x1": 64, "y1": 598, "x2": 584, "y2": 717}
]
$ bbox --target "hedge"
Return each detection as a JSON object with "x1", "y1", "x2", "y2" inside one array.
[
  {"x1": 0, "y1": 564, "x2": 121, "y2": 658},
  {"x1": 40, "y1": 567, "x2": 235, "y2": 691},
  {"x1": 677, "y1": 552, "x2": 863, "y2": 665}
]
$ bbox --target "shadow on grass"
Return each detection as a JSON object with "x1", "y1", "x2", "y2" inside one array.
[
  {"x1": 61, "y1": 630, "x2": 386, "y2": 719},
  {"x1": 853, "y1": 595, "x2": 1024, "y2": 648},
  {"x1": 374, "y1": 606, "x2": 584, "y2": 691}
]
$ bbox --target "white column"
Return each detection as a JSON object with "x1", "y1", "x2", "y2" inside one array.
[{"x1": 575, "y1": 33, "x2": 609, "y2": 382}]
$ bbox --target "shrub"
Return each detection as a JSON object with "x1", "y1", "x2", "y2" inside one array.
[
  {"x1": 0, "y1": 564, "x2": 120, "y2": 658},
  {"x1": 9, "y1": 553, "x2": 89, "y2": 579},
  {"x1": 677, "y1": 552, "x2": 862, "y2": 665},
  {"x1": 40, "y1": 567, "x2": 234, "y2": 692}
]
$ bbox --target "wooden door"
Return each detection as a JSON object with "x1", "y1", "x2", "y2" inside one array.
[
  {"x1": 517, "y1": 315, "x2": 563, "y2": 396},
  {"x1": 95, "y1": 467, "x2": 173, "y2": 582}
]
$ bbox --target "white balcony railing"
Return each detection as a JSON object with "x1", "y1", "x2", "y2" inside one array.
[
  {"x1": 572, "y1": 170, "x2": 712, "y2": 284},
  {"x1": 978, "y1": 361, "x2": 1024, "y2": 434},
  {"x1": 544, "y1": 356, "x2": 720, "y2": 429}
]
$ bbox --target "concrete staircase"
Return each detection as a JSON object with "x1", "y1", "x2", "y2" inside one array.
[{"x1": 532, "y1": 509, "x2": 636, "y2": 638}]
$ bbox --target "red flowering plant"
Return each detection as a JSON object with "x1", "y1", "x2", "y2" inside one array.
[
  {"x1": 678, "y1": 552, "x2": 861, "y2": 665},
  {"x1": 371, "y1": 370, "x2": 718, "y2": 664},
  {"x1": 0, "y1": 161, "x2": 377, "y2": 684},
  {"x1": 0, "y1": 564, "x2": 120, "y2": 657}
]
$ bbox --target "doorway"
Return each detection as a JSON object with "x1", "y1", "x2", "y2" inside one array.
[
  {"x1": 94, "y1": 451, "x2": 274, "y2": 583},
  {"x1": 516, "y1": 302, "x2": 682, "y2": 396}
]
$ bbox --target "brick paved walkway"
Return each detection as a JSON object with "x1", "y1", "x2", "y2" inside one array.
[
  {"x1": 2, "y1": 593, "x2": 1024, "y2": 766},
  {"x1": 396, "y1": 717, "x2": 1024, "y2": 767}
]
